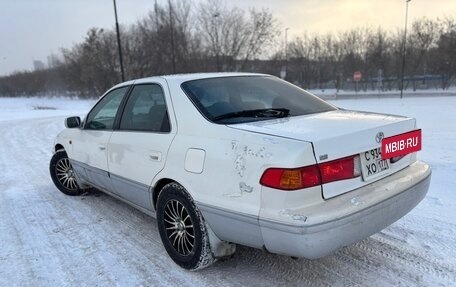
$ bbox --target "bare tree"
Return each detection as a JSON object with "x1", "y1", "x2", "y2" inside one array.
[
  {"x1": 60, "y1": 28, "x2": 119, "y2": 96},
  {"x1": 408, "y1": 18, "x2": 439, "y2": 80},
  {"x1": 197, "y1": 0, "x2": 279, "y2": 71},
  {"x1": 125, "y1": 0, "x2": 201, "y2": 77},
  {"x1": 1, "y1": 7, "x2": 455, "y2": 97},
  {"x1": 435, "y1": 17, "x2": 456, "y2": 88}
]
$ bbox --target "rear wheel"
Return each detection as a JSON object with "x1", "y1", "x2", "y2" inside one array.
[
  {"x1": 49, "y1": 150, "x2": 83, "y2": 196},
  {"x1": 156, "y1": 183, "x2": 215, "y2": 270}
]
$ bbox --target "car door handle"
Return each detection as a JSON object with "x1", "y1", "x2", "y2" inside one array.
[{"x1": 99, "y1": 145, "x2": 106, "y2": 151}]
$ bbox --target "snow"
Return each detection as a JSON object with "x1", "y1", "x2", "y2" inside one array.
[
  {"x1": 0, "y1": 96, "x2": 455, "y2": 286},
  {"x1": 0, "y1": 96, "x2": 96, "y2": 122},
  {"x1": 309, "y1": 88, "x2": 456, "y2": 100}
]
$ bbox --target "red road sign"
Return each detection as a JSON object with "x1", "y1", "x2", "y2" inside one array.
[{"x1": 353, "y1": 71, "x2": 362, "y2": 82}]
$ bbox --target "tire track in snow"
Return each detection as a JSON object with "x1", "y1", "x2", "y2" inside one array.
[
  {"x1": 348, "y1": 234, "x2": 455, "y2": 286},
  {"x1": 375, "y1": 235, "x2": 454, "y2": 281},
  {"x1": 0, "y1": 116, "x2": 265, "y2": 287}
]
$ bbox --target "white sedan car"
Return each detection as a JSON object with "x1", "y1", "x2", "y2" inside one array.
[{"x1": 50, "y1": 73, "x2": 431, "y2": 270}]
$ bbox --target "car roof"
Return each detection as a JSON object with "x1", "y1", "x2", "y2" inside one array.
[
  {"x1": 159, "y1": 72, "x2": 267, "y2": 81},
  {"x1": 132, "y1": 72, "x2": 267, "y2": 84},
  {"x1": 109, "y1": 72, "x2": 271, "y2": 92}
]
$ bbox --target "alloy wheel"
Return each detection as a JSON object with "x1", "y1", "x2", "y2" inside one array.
[
  {"x1": 55, "y1": 158, "x2": 78, "y2": 190},
  {"x1": 163, "y1": 199, "x2": 195, "y2": 256}
]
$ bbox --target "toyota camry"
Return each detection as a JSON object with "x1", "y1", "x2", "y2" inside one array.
[{"x1": 49, "y1": 73, "x2": 431, "y2": 270}]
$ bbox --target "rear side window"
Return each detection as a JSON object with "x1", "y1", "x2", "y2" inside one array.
[
  {"x1": 85, "y1": 86, "x2": 128, "y2": 130},
  {"x1": 181, "y1": 76, "x2": 336, "y2": 124},
  {"x1": 119, "y1": 84, "x2": 170, "y2": 132}
]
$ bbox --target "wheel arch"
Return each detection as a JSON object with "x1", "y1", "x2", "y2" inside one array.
[
  {"x1": 152, "y1": 178, "x2": 176, "y2": 209},
  {"x1": 54, "y1": 143, "x2": 65, "y2": 153},
  {"x1": 152, "y1": 177, "x2": 201, "y2": 210}
]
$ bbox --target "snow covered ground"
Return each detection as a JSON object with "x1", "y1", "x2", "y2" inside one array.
[
  {"x1": 0, "y1": 96, "x2": 455, "y2": 286},
  {"x1": 309, "y1": 87, "x2": 456, "y2": 100}
]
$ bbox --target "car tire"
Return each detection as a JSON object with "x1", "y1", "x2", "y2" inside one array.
[
  {"x1": 49, "y1": 150, "x2": 83, "y2": 196},
  {"x1": 156, "y1": 183, "x2": 215, "y2": 270}
]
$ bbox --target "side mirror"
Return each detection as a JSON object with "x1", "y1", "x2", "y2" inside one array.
[{"x1": 65, "y1": 116, "x2": 81, "y2": 128}]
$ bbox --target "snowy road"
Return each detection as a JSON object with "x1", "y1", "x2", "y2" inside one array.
[{"x1": 0, "y1": 96, "x2": 455, "y2": 286}]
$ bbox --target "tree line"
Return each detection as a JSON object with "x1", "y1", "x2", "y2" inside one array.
[
  {"x1": 285, "y1": 17, "x2": 456, "y2": 91},
  {"x1": 0, "y1": 0, "x2": 455, "y2": 97}
]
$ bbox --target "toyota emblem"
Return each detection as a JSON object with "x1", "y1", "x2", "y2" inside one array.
[{"x1": 375, "y1": 132, "x2": 384, "y2": 143}]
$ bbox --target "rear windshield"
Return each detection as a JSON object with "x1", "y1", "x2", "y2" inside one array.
[{"x1": 181, "y1": 76, "x2": 336, "y2": 124}]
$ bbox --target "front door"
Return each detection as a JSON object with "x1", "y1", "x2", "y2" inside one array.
[
  {"x1": 107, "y1": 82, "x2": 176, "y2": 210},
  {"x1": 71, "y1": 86, "x2": 129, "y2": 191}
]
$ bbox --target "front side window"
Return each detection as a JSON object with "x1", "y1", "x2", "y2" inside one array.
[
  {"x1": 85, "y1": 86, "x2": 129, "y2": 130},
  {"x1": 181, "y1": 76, "x2": 337, "y2": 124},
  {"x1": 119, "y1": 84, "x2": 170, "y2": 132}
]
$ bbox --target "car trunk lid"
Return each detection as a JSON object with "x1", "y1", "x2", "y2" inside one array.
[{"x1": 228, "y1": 109, "x2": 417, "y2": 198}]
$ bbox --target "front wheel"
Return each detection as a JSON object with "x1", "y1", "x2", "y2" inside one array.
[
  {"x1": 49, "y1": 150, "x2": 83, "y2": 196},
  {"x1": 156, "y1": 183, "x2": 215, "y2": 270}
]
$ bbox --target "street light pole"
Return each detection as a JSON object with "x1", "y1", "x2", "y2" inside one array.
[
  {"x1": 113, "y1": 0, "x2": 125, "y2": 82},
  {"x1": 168, "y1": 0, "x2": 176, "y2": 73},
  {"x1": 213, "y1": 12, "x2": 220, "y2": 72},
  {"x1": 400, "y1": 0, "x2": 411, "y2": 99},
  {"x1": 285, "y1": 27, "x2": 290, "y2": 61},
  {"x1": 281, "y1": 27, "x2": 289, "y2": 79}
]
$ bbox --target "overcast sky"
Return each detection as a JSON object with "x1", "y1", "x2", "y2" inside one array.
[{"x1": 1, "y1": 0, "x2": 455, "y2": 76}]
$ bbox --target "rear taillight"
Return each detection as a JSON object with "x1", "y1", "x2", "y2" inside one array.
[
  {"x1": 320, "y1": 155, "x2": 360, "y2": 184},
  {"x1": 260, "y1": 155, "x2": 360, "y2": 191},
  {"x1": 260, "y1": 165, "x2": 321, "y2": 190}
]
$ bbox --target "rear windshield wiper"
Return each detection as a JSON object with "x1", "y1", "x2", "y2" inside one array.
[{"x1": 212, "y1": 108, "x2": 290, "y2": 122}]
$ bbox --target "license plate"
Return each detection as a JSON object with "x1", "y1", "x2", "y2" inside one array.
[{"x1": 360, "y1": 148, "x2": 390, "y2": 181}]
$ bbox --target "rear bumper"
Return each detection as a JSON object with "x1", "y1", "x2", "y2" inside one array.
[{"x1": 259, "y1": 161, "x2": 431, "y2": 258}]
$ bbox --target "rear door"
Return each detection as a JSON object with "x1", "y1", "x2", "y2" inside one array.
[
  {"x1": 107, "y1": 81, "x2": 176, "y2": 210},
  {"x1": 70, "y1": 86, "x2": 129, "y2": 191}
]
